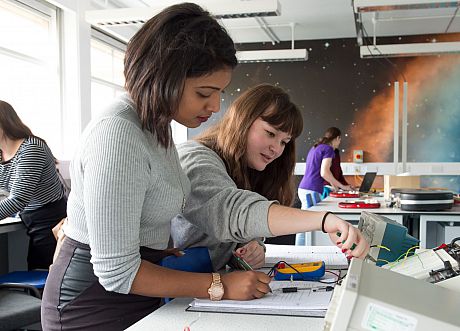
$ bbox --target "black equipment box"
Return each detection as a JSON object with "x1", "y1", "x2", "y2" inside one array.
[{"x1": 392, "y1": 189, "x2": 454, "y2": 211}]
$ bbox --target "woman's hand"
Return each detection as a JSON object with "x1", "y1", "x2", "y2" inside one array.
[
  {"x1": 221, "y1": 270, "x2": 272, "y2": 300},
  {"x1": 235, "y1": 241, "x2": 265, "y2": 269},
  {"x1": 340, "y1": 184, "x2": 353, "y2": 191},
  {"x1": 324, "y1": 214, "x2": 369, "y2": 259}
]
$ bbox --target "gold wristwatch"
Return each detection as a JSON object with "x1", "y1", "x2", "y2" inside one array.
[{"x1": 207, "y1": 273, "x2": 224, "y2": 301}]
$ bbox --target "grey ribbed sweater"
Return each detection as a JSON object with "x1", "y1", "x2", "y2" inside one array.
[
  {"x1": 171, "y1": 141, "x2": 275, "y2": 271},
  {"x1": 64, "y1": 94, "x2": 190, "y2": 294}
]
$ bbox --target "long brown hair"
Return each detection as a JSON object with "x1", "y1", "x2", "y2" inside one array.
[
  {"x1": 314, "y1": 127, "x2": 341, "y2": 147},
  {"x1": 124, "y1": 3, "x2": 237, "y2": 148},
  {"x1": 0, "y1": 100, "x2": 33, "y2": 140},
  {"x1": 197, "y1": 84, "x2": 303, "y2": 206}
]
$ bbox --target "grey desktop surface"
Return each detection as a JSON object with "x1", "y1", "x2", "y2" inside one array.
[
  {"x1": 308, "y1": 197, "x2": 407, "y2": 215},
  {"x1": 125, "y1": 298, "x2": 325, "y2": 331},
  {"x1": 0, "y1": 217, "x2": 24, "y2": 234}
]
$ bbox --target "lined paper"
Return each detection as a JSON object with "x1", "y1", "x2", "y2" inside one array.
[{"x1": 190, "y1": 280, "x2": 334, "y2": 313}]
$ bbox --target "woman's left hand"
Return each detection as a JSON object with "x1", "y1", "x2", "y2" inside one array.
[
  {"x1": 235, "y1": 241, "x2": 265, "y2": 269},
  {"x1": 324, "y1": 214, "x2": 370, "y2": 259}
]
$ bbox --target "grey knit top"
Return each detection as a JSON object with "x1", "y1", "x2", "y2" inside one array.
[
  {"x1": 171, "y1": 141, "x2": 275, "y2": 270},
  {"x1": 64, "y1": 94, "x2": 190, "y2": 294}
]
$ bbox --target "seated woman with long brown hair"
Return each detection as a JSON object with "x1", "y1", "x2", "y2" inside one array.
[
  {"x1": 0, "y1": 100, "x2": 67, "y2": 270},
  {"x1": 172, "y1": 84, "x2": 369, "y2": 271}
]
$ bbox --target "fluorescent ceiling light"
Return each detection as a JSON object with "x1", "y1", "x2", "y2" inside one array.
[
  {"x1": 360, "y1": 42, "x2": 460, "y2": 58},
  {"x1": 236, "y1": 49, "x2": 308, "y2": 63},
  {"x1": 353, "y1": 0, "x2": 459, "y2": 13},
  {"x1": 86, "y1": 0, "x2": 281, "y2": 26}
]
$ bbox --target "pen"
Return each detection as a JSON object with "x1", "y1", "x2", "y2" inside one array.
[
  {"x1": 281, "y1": 286, "x2": 334, "y2": 293},
  {"x1": 235, "y1": 256, "x2": 253, "y2": 271},
  {"x1": 233, "y1": 252, "x2": 273, "y2": 294}
]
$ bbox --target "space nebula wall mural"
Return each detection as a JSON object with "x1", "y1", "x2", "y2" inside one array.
[{"x1": 188, "y1": 34, "x2": 460, "y2": 191}]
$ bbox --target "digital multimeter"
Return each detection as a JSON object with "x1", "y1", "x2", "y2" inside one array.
[{"x1": 274, "y1": 261, "x2": 325, "y2": 281}]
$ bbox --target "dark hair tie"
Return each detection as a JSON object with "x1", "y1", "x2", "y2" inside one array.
[{"x1": 321, "y1": 211, "x2": 333, "y2": 233}]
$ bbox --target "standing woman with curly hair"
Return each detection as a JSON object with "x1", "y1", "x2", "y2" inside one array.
[{"x1": 42, "y1": 4, "x2": 271, "y2": 330}]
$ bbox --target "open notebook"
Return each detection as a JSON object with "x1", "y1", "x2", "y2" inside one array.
[
  {"x1": 264, "y1": 244, "x2": 348, "y2": 270},
  {"x1": 188, "y1": 279, "x2": 335, "y2": 317}
]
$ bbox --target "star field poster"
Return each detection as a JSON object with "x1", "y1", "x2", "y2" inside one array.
[{"x1": 187, "y1": 34, "x2": 460, "y2": 191}]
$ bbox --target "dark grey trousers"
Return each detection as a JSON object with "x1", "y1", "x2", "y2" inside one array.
[{"x1": 41, "y1": 237, "x2": 167, "y2": 330}]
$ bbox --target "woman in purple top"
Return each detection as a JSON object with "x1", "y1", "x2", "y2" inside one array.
[{"x1": 298, "y1": 127, "x2": 351, "y2": 209}]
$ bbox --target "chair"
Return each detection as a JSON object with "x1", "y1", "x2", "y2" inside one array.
[
  {"x1": 322, "y1": 186, "x2": 332, "y2": 199},
  {"x1": 0, "y1": 271, "x2": 48, "y2": 297},
  {"x1": 0, "y1": 284, "x2": 42, "y2": 330},
  {"x1": 305, "y1": 193, "x2": 314, "y2": 208},
  {"x1": 160, "y1": 247, "x2": 213, "y2": 303},
  {"x1": 311, "y1": 192, "x2": 322, "y2": 205}
]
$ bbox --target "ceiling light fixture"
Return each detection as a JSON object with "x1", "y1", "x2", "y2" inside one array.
[
  {"x1": 360, "y1": 41, "x2": 460, "y2": 57},
  {"x1": 353, "y1": 0, "x2": 460, "y2": 57},
  {"x1": 236, "y1": 22, "x2": 308, "y2": 63},
  {"x1": 353, "y1": 0, "x2": 460, "y2": 13},
  {"x1": 236, "y1": 49, "x2": 308, "y2": 63},
  {"x1": 85, "y1": 0, "x2": 281, "y2": 27}
]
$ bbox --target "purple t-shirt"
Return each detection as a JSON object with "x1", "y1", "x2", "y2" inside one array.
[{"x1": 299, "y1": 144, "x2": 335, "y2": 193}]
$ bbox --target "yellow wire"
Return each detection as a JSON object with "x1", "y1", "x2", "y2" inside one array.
[
  {"x1": 403, "y1": 245, "x2": 420, "y2": 260},
  {"x1": 375, "y1": 245, "x2": 391, "y2": 252},
  {"x1": 387, "y1": 245, "x2": 420, "y2": 269},
  {"x1": 393, "y1": 245, "x2": 419, "y2": 262}
]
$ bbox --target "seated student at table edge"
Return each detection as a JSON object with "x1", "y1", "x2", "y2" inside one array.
[
  {"x1": 0, "y1": 100, "x2": 67, "y2": 270},
  {"x1": 172, "y1": 85, "x2": 369, "y2": 271}
]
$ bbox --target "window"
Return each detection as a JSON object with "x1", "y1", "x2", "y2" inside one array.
[
  {"x1": 90, "y1": 30, "x2": 125, "y2": 118},
  {"x1": 0, "y1": 0, "x2": 61, "y2": 155},
  {"x1": 89, "y1": 30, "x2": 188, "y2": 144}
]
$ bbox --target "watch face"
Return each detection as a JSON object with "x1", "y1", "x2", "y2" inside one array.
[
  {"x1": 214, "y1": 284, "x2": 224, "y2": 297},
  {"x1": 209, "y1": 283, "x2": 224, "y2": 300}
]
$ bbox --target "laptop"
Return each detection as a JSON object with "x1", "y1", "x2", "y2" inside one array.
[{"x1": 358, "y1": 172, "x2": 377, "y2": 193}]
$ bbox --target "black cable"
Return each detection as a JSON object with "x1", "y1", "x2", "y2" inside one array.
[
  {"x1": 450, "y1": 237, "x2": 460, "y2": 246},
  {"x1": 361, "y1": 24, "x2": 407, "y2": 82},
  {"x1": 445, "y1": 6, "x2": 459, "y2": 33},
  {"x1": 267, "y1": 261, "x2": 341, "y2": 284}
]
